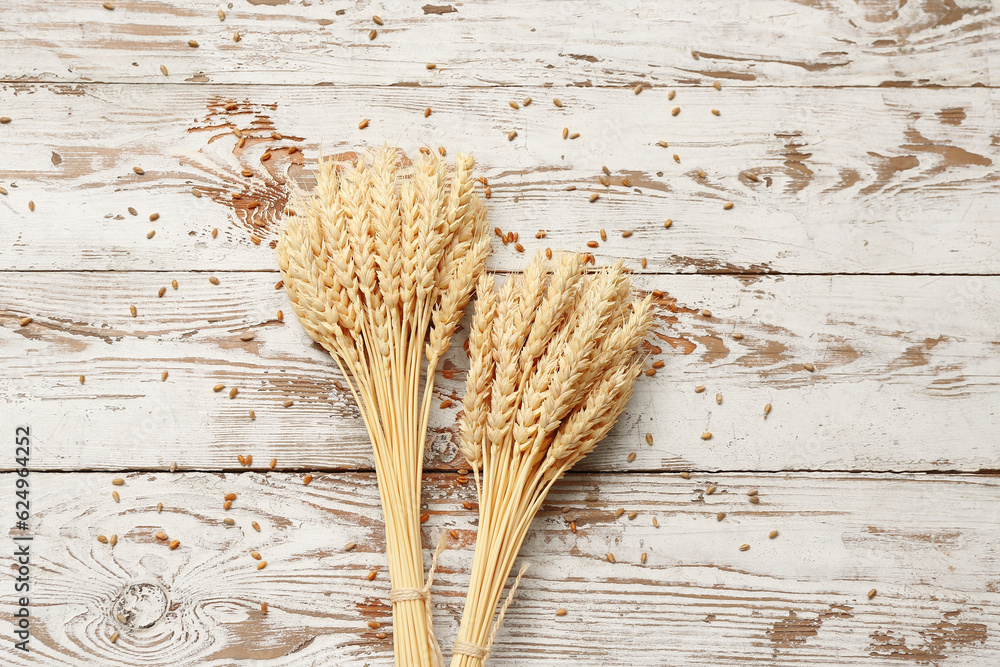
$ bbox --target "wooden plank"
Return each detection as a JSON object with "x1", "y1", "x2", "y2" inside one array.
[
  {"x1": 0, "y1": 84, "x2": 997, "y2": 273},
  {"x1": 3, "y1": 272, "x2": 998, "y2": 473},
  {"x1": 2, "y1": 471, "x2": 998, "y2": 665},
  {"x1": 1, "y1": 0, "x2": 996, "y2": 87}
]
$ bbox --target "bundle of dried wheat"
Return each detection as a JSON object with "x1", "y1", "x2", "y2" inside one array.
[
  {"x1": 277, "y1": 147, "x2": 490, "y2": 667},
  {"x1": 451, "y1": 252, "x2": 653, "y2": 666}
]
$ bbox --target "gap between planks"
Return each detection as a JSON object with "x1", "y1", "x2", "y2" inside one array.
[
  {"x1": 4, "y1": 270, "x2": 1000, "y2": 277},
  {"x1": 2, "y1": 80, "x2": 996, "y2": 90},
  {"x1": 7, "y1": 467, "x2": 998, "y2": 476}
]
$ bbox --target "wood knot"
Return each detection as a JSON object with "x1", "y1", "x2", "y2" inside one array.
[{"x1": 112, "y1": 581, "x2": 169, "y2": 631}]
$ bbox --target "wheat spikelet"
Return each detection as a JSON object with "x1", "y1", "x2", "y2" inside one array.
[
  {"x1": 450, "y1": 253, "x2": 652, "y2": 667},
  {"x1": 459, "y1": 274, "x2": 496, "y2": 471},
  {"x1": 277, "y1": 147, "x2": 489, "y2": 667}
]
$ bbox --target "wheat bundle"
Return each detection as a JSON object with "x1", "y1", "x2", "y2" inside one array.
[
  {"x1": 276, "y1": 146, "x2": 490, "y2": 667},
  {"x1": 451, "y1": 251, "x2": 653, "y2": 665}
]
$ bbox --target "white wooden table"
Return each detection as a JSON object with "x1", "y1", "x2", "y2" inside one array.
[{"x1": 1, "y1": 1, "x2": 999, "y2": 664}]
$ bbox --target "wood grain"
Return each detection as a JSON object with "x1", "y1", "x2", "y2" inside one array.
[
  {"x1": 2, "y1": 471, "x2": 998, "y2": 666},
  {"x1": 0, "y1": 0, "x2": 995, "y2": 87},
  {"x1": 0, "y1": 84, "x2": 997, "y2": 273},
  {"x1": 3, "y1": 271, "x2": 998, "y2": 473}
]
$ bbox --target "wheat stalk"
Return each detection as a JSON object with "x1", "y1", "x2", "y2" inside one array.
[
  {"x1": 451, "y1": 252, "x2": 653, "y2": 666},
  {"x1": 277, "y1": 146, "x2": 490, "y2": 667}
]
